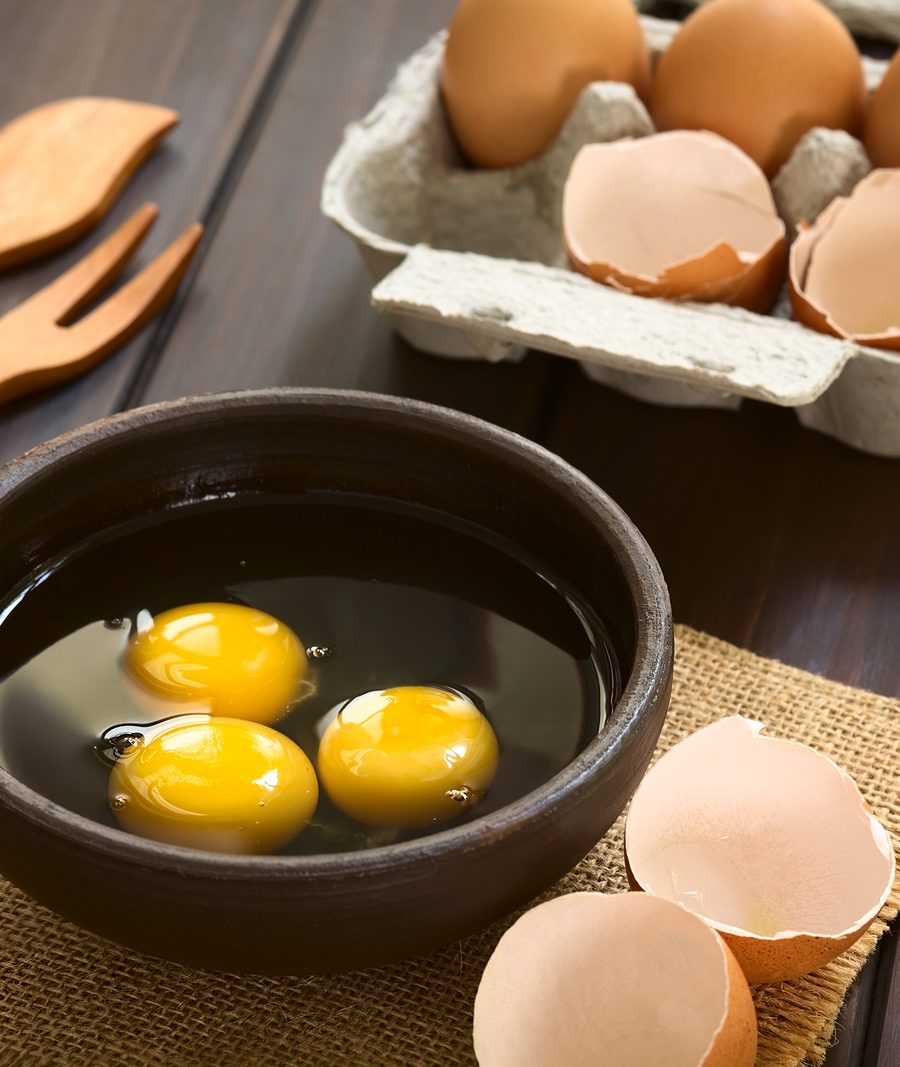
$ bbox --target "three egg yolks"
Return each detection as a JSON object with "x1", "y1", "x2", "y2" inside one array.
[
  {"x1": 115, "y1": 604, "x2": 500, "y2": 850},
  {"x1": 124, "y1": 602, "x2": 307, "y2": 724},
  {"x1": 318, "y1": 686, "x2": 500, "y2": 829},
  {"x1": 109, "y1": 718, "x2": 318, "y2": 854}
]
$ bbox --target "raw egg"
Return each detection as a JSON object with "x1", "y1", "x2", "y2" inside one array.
[
  {"x1": 789, "y1": 170, "x2": 900, "y2": 350},
  {"x1": 563, "y1": 131, "x2": 786, "y2": 311},
  {"x1": 108, "y1": 717, "x2": 319, "y2": 854},
  {"x1": 441, "y1": 0, "x2": 650, "y2": 168},
  {"x1": 124, "y1": 602, "x2": 307, "y2": 724},
  {"x1": 473, "y1": 892, "x2": 757, "y2": 1067},
  {"x1": 318, "y1": 686, "x2": 499, "y2": 828},
  {"x1": 625, "y1": 717, "x2": 895, "y2": 983},
  {"x1": 865, "y1": 48, "x2": 900, "y2": 167},
  {"x1": 651, "y1": 0, "x2": 866, "y2": 177}
]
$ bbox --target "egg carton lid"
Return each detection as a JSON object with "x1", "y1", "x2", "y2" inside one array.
[{"x1": 374, "y1": 247, "x2": 851, "y2": 406}]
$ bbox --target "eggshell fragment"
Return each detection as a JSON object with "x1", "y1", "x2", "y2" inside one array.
[
  {"x1": 865, "y1": 48, "x2": 900, "y2": 168},
  {"x1": 650, "y1": 0, "x2": 866, "y2": 178},
  {"x1": 441, "y1": 0, "x2": 650, "y2": 168},
  {"x1": 625, "y1": 717, "x2": 895, "y2": 984},
  {"x1": 563, "y1": 132, "x2": 786, "y2": 313},
  {"x1": 789, "y1": 169, "x2": 900, "y2": 351},
  {"x1": 473, "y1": 892, "x2": 757, "y2": 1067}
]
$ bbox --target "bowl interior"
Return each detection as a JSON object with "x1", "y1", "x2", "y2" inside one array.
[{"x1": 0, "y1": 391, "x2": 646, "y2": 718}]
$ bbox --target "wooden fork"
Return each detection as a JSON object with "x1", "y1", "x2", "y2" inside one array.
[{"x1": 0, "y1": 202, "x2": 202, "y2": 405}]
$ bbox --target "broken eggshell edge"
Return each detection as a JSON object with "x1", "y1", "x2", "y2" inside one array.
[
  {"x1": 789, "y1": 170, "x2": 900, "y2": 351},
  {"x1": 321, "y1": 20, "x2": 900, "y2": 455},
  {"x1": 472, "y1": 892, "x2": 757, "y2": 1067},
  {"x1": 623, "y1": 716, "x2": 896, "y2": 984},
  {"x1": 563, "y1": 134, "x2": 787, "y2": 315}
]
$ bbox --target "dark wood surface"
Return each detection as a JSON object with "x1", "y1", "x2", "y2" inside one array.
[
  {"x1": 0, "y1": 1, "x2": 895, "y2": 1064},
  {"x1": 0, "y1": 0, "x2": 300, "y2": 465}
]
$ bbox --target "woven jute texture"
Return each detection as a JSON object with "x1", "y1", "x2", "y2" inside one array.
[{"x1": 1, "y1": 625, "x2": 897, "y2": 1067}]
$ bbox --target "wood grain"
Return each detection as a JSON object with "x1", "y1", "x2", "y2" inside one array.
[
  {"x1": 135, "y1": 0, "x2": 556, "y2": 436},
  {"x1": 0, "y1": 0, "x2": 300, "y2": 467},
  {"x1": 545, "y1": 368, "x2": 900, "y2": 700},
  {"x1": 820, "y1": 946, "x2": 879, "y2": 1067},
  {"x1": 867, "y1": 926, "x2": 899, "y2": 1066}
]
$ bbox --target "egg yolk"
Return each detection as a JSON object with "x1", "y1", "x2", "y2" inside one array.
[
  {"x1": 317, "y1": 686, "x2": 499, "y2": 829},
  {"x1": 124, "y1": 602, "x2": 307, "y2": 724},
  {"x1": 108, "y1": 718, "x2": 318, "y2": 854}
]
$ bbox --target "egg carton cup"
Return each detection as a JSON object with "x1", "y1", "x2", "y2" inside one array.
[
  {"x1": 321, "y1": 21, "x2": 900, "y2": 457},
  {"x1": 637, "y1": 0, "x2": 900, "y2": 45}
]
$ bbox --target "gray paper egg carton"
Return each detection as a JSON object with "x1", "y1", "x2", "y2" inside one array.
[{"x1": 321, "y1": 18, "x2": 899, "y2": 457}]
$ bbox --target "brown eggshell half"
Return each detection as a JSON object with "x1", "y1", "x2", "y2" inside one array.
[
  {"x1": 473, "y1": 892, "x2": 757, "y2": 1067},
  {"x1": 789, "y1": 169, "x2": 900, "y2": 351},
  {"x1": 625, "y1": 717, "x2": 895, "y2": 984},
  {"x1": 563, "y1": 131, "x2": 786, "y2": 313}
]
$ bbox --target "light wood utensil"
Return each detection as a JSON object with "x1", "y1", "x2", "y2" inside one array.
[
  {"x1": 0, "y1": 202, "x2": 202, "y2": 405},
  {"x1": 0, "y1": 98, "x2": 179, "y2": 269}
]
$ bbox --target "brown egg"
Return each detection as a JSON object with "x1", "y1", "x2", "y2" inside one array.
[
  {"x1": 442, "y1": 0, "x2": 650, "y2": 169},
  {"x1": 790, "y1": 170, "x2": 900, "y2": 349},
  {"x1": 865, "y1": 49, "x2": 900, "y2": 167},
  {"x1": 473, "y1": 892, "x2": 757, "y2": 1067},
  {"x1": 625, "y1": 717, "x2": 895, "y2": 984},
  {"x1": 651, "y1": 0, "x2": 866, "y2": 178},
  {"x1": 563, "y1": 131, "x2": 786, "y2": 312}
]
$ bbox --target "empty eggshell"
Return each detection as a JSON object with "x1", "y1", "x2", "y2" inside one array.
[
  {"x1": 790, "y1": 169, "x2": 900, "y2": 350},
  {"x1": 650, "y1": 0, "x2": 866, "y2": 178},
  {"x1": 625, "y1": 717, "x2": 896, "y2": 984},
  {"x1": 865, "y1": 48, "x2": 900, "y2": 168},
  {"x1": 563, "y1": 131, "x2": 787, "y2": 313},
  {"x1": 473, "y1": 891, "x2": 757, "y2": 1067}
]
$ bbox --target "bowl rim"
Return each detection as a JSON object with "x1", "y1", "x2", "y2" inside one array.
[{"x1": 0, "y1": 387, "x2": 672, "y2": 879}]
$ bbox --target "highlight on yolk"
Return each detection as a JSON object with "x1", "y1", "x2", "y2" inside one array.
[
  {"x1": 108, "y1": 718, "x2": 318, "y2": 854},
  {"x1": 317, "y1": 686, "x2": 499, "y2": 829},
  {"x1": 123, "y1": 602, "x2": 307, "y2": 724}
]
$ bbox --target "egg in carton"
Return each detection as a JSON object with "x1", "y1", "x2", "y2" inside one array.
[
  {"x1": 321, "y1": 18, "x2": 900, "y2": 457},
  {"x1": 637, "y1": 0, "x2": 900, "y2": 45}
]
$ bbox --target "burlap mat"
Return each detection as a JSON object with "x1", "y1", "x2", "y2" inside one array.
[{"x1": 1, "y1": 625, "x2": 897, "y2": 1066}]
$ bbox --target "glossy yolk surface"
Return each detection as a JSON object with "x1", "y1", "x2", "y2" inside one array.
[
  {"x1": 109, "y1": 718, "x2": 318, "y2": 854},
  {"x1": 318, "y1": 686, "x2": 499, "y2": 829},
  {"x1": 124, "y1": 602, "x2": 307, "y2": 724}
]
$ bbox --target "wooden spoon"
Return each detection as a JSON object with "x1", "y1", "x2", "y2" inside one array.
[{"x1": 0, "y1": 98, "x2": 179, "y2": 269}]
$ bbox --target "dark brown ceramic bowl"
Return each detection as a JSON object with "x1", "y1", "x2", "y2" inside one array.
[{"x1": 0, "y1": 389, "x2": 671, "y2": 975}]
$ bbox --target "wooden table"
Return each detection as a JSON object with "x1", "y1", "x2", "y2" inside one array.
[{"x1": 0, "y1": 2, "x2": 896, "y2": 1063}]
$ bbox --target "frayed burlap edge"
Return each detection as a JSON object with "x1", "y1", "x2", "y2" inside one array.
[{"x1": 0, "y1": 625, "x2": 897, "y2": 1066}]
